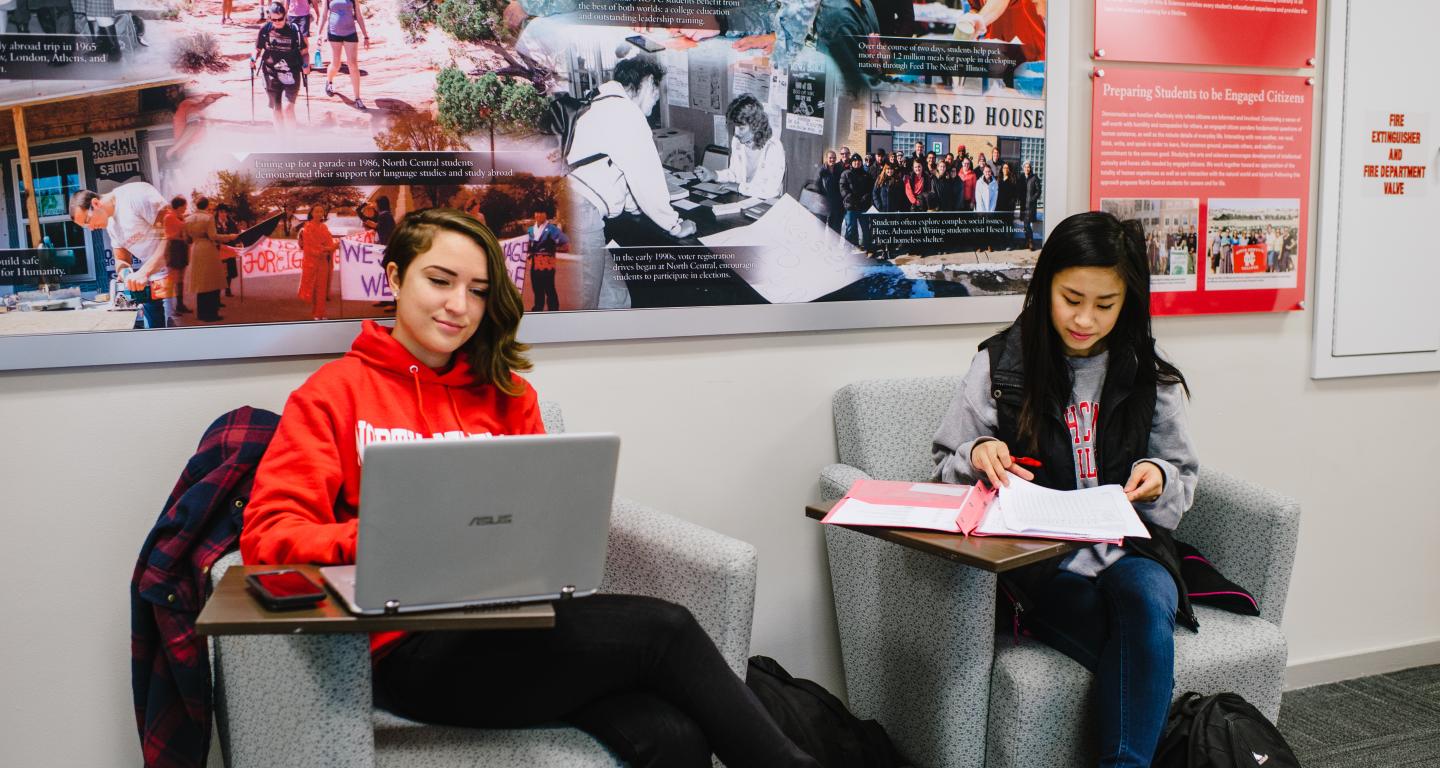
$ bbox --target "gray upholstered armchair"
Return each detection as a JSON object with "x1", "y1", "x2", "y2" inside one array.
[
  {"x1": 208, "y1": 403, "x2": 758, "y2": 767},
  {"x1": 820, "y1": 377, "x2": 1300, "y2": 768}
]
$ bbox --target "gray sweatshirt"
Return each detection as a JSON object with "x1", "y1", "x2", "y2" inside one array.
[{"x1": 932, "y1": 349, "x2": 1199, "y2": 577}]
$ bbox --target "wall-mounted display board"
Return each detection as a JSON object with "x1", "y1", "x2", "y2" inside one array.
[
  {"x1": 1091, "y1": 68, "x2": 1311, "y2": 315},
  {"x1": 1094, "y1": 0, "x2": 1317, "y2": 68},
  {"x1": 0, "y1": 0, "x2": 1074, "y2": 371},
  {"x1": 1312, "y1": 0, "x2": 1440, "y2": 378}
]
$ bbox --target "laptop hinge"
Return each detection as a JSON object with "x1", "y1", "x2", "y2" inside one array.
[
  {"x1": 560, "y1": 585, "x2": 576, "y2": 600},
  {"x1": 384, "y1": 599, "x2": 401, "y2": 615}
]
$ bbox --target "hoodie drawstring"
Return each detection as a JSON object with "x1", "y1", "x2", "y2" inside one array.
[
  {"x1": 446, "y1": 389, "x2": 469, "y2": 436},
  {"x1": 410, "y1": 364, "x2": 471, "y2": 437},
  {"x1": 408, "y1": 365, "x2": 437, "y2": 437}
]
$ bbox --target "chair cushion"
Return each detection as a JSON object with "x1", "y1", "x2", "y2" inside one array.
[
  {"x1": 985, "y1": 605, "x2": 1287, "y2": 768},
  {"x1": 374, "y1": 709, "x2": 622, "y2": 767}
]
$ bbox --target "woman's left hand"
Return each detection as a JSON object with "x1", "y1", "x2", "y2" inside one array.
[
  {"x1": 1123, "y1": 461, "x2": 1165, "y2": 503},
  {"x1": 363, "y1": 34, "x2": 370, "y2": 49}
]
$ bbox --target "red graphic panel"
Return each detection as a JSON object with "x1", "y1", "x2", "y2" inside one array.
[
  {"x1": 1095, "y1": 0, "x2": 1317, "y2": 68},
  {"x1": 1091, "y1": 69, "x2": 1312, "y2": 315}
]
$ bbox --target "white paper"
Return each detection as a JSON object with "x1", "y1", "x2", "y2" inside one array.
[
  {"x1": 995, "y1": 476, "x2": 1149, "y2": 539},
  {"x1": 824, "y1": 499, "x2": 961, "y2": 533},
  {"x1": 767, "y1": 69, "x2": 789, "y2": 110},
  {"x1": 662, "y1": 50, "x2": 690, "y2": 107},
  {"x1": 699, "y1": 195, "x2": 868, "y2": 303},
  {"x1": 673, "y1": 198, "x2": 701, "y2": 211}
]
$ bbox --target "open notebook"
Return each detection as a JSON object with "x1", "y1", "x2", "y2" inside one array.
[{"x1": 822, "y1": 477, "x2": 1150, "y2": 545}]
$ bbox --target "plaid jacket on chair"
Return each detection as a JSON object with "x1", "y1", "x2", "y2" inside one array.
[{"x1": 130, "y1": 406, "x2": 279, "y2": 768}]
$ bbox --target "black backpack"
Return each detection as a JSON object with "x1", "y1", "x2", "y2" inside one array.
[
  {"x1": 745, "y1": 655, "x2": 908, "y2": 768},
  {"x1": 537, "y1": 91, "x2": 621, "y2": 172},
  {"x1": 1154, "y1": 691, "x2": 1302, "y2": 768}
]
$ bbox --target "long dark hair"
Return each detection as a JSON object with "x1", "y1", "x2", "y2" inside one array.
[
  {"x1": 1014, "y1": 210, "x2": 1188, "y2": 448},
  {"x1": 382, "y1": 208, "x2": 532, "y2": 396},
  {"x1": 725, "y1": 94, "x2": 771, "y2": 148}
]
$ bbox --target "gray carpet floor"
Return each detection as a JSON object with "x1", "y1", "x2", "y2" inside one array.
[{"x1": 1278, "y1": 664, "x2": 1440, "y2": 767}]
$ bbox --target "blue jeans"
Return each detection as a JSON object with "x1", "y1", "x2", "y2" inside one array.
[
  {"x1": 1022, "y1": 556, "x2": 1178, "y2": 768},
  {"x1": 137, "y1": 298, "x2": 167, "y2": 329},
  {"x1": 842, "y1": 210, "x2": 867, "y2": 248}
]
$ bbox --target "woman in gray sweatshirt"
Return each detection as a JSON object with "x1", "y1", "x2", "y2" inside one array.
[{"x1": 932, "y1": 211, "x2": 1198, "y2": 768}]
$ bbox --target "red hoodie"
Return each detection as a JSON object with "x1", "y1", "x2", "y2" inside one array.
[{"x1": 241, "y1": 320, "x2": 544, "y2": 653}]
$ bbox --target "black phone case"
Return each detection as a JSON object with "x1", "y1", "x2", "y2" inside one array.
[{"x1": 245, "y1": 571, "x2": 326, "y2": 611}]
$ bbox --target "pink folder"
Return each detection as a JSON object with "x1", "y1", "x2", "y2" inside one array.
[{"x1": 824, "y1": 478, "x2": 1125, "y2": 545}]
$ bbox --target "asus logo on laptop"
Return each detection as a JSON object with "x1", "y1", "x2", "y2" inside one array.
[{"x1": 468, "y1": 514, "x2": 514, "y2": 527}]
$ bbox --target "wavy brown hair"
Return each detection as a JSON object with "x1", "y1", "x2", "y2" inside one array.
[{"x1": 382, "y1": 207, "x2": 532, "y2": 396}]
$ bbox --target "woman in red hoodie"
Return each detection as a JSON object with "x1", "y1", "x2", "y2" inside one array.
[{"x1": 242, "y1": 208, "x2": 817, "y2": 768}]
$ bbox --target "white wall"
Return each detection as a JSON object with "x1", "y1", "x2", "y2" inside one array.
[{"x1": 2, "y1": 2, "x2": 1439, "y2": 765}]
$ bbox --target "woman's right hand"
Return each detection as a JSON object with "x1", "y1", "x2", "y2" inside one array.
[
  {"x1": 693, "y1": 166, "x2": 715, "y2": 182},
  {"x1": 970, "y1": 439, "x2": 1034, "y2": 488}
]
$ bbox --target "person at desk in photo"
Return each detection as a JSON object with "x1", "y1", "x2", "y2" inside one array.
[
  {"x1": 567, "y1": 55, "x2": 695, "y2": 308},
  {"x1": 70, "y1": 182, "x2": 170, "y2": 329},
  {"x1": 692, "y1": 94, "x2": 786, "y2": 201},
  {"x1": 932, "y1": 211, "x2": 1198, "y2": 768},
  {"x1": 696, "y1": 95, "x2": 789, "y2": 200},
  {"x1": 240, "y1": 208, "x2": 821, "y2": 768}
]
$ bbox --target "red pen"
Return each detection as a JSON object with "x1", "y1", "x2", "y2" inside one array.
[{"x1": 1011, "y1": 456, "x2": 1043, "y2": 468}]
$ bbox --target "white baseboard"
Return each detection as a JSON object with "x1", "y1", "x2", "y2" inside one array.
[{"x1": 1286, "y1": 636, "x2": 1440, "y2": 690}]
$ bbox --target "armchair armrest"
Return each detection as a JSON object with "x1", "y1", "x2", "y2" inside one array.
[
  {"x1": 1175, "y1": 467, "x2": 1301, "y2": 627},
  {"x1": 819, "y1": 463, "x2": 872, "y2": 503},
  {"x1": 600, "y1": 498, "x2": 758, "y2": 678},
  {"x1": 208, "y1": 553, "x2": 376, "y2": 768}
]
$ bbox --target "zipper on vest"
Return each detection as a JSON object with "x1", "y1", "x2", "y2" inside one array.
[{"x1": 999, "y1": 580, "x2": 1025, "y2": 645}]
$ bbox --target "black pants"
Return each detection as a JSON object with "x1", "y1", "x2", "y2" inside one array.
[
  {"x1": 196, "y1": 290, "x2": 222, "y2": 322},
  {"x1": 530, "y1": 267, "x2": 559, "y2": 311},
  {"x1": 374, "y1": 595, "x2": 817, "y2": 768}
]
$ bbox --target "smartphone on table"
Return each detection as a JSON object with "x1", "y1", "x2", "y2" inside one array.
[{"x1": 245, "y1": 569, "x2": 327, "y2": 611}]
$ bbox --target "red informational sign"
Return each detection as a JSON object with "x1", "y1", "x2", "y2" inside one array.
[
  {"x1": 1094, "y1": 0, "x2": 1317, "y2": 68},
  {"x1": 1091, "y1": 68, "x2": 1312, "y2": 315}
]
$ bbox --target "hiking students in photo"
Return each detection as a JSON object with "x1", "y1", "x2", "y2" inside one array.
[
  {"x1": 322, "y1": 0, "x2": 370, "y2": 111},
  {"x1": 255, "y1": 2, "x2": 311, "y2": 131}
]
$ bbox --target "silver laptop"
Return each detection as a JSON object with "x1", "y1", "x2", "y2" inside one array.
[{"x1": 320, "y1": 432, "x2": 619, "y2": 615}]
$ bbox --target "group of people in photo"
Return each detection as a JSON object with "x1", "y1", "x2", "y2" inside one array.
[
  {"x1": 816, "y1": 141, "x2": 1043, "y2": 253},
  {"x1": 1207, "y1": 225, "x2": 1298, "y2": 274},
  {"x1": 1144, "y1": 230, "x2": 1198, "y2": 277},
  {"x1": 66, "y1": 179, "x2": 403, "y2": 328}
]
